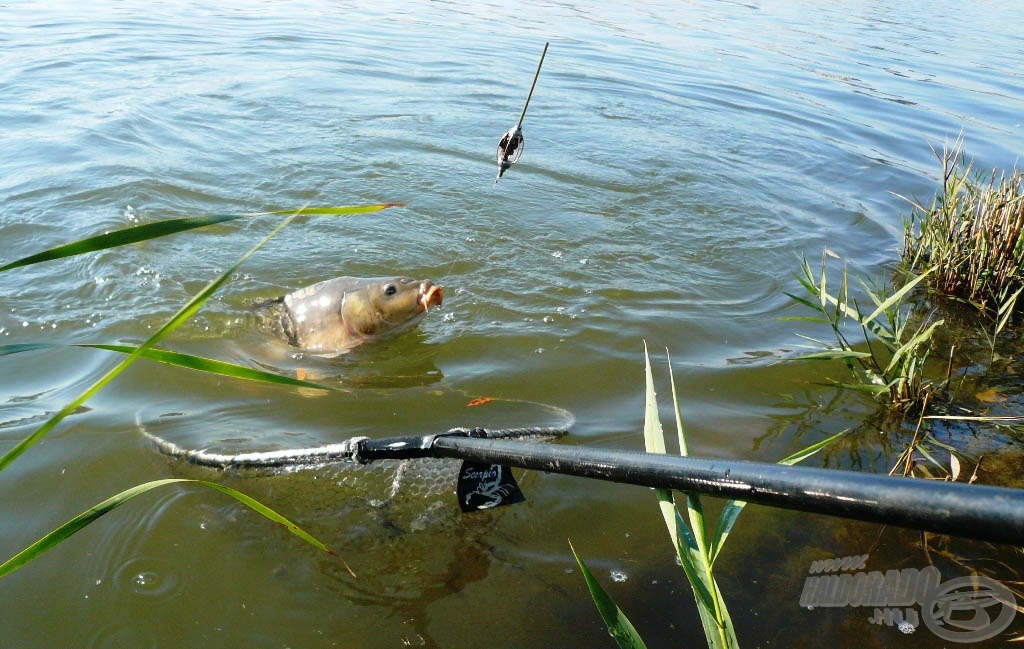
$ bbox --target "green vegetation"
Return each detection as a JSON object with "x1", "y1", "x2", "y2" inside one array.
[
  {"x1": 785, "y1": 255, "x2": 942, "y2": 416},
  {"x1": 901, "y1": 138, "x2": 1024, "y2": 319},
  {"x1": 0, "y1": 204, "x2": 396, "y2": 576},
  {"x1": 0, "y1": 478, "x2": 335, "y2": 578},
  {"x1": 573, "y1": 346, "x2": 842, "y2": 648},
  {"x1": 781, "y1": 142, "x2": 1024, "y2": 503},
  {"x1": 787, "y1": 141, "x2": 1024, "y2": 419},
  {"x1": 579, "y1": 144, "x2": 1024, "y2": 644},
  {"x1": 571, "y1": 541, "x2": 647, "y2": 649}
]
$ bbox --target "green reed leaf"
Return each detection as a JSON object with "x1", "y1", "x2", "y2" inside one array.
[
  {"x1": 665, "y1": 350, "x2": 713, "y2": 567},
  {"x1": 0, "y1": 204, "x2": 399, "y2": 273},
  {"x1": 0, "y1": 478, "x2": 335, "y2": 579},
  {"x1": 860, "y1": 267, "x2": 933, "y2": 326},
  {"x1": 837, "y1": 381, "x2": 889, "y2": 395},
  {"x1": 776, "y1": 429, "x2": 847, "y2": 467},
  {"x1": 569, "y1": 541, "x2": 647, "y2": 649},
  {"x1": 0, "y1": 343, "x2": 337, "y2": 392},
  {"x1": 778, "y1": 314, "x2": 833, "y2": 324},
  {"x1": 643, "y1": 346, "x2": 737, "y2": 648},
  {"x1": 995, "y1": 286, "x2": 1023, "y2": 336},
  {"x1": 641, "y1": 341, "x2": 666, "y2": 455},
  {"x1": 790, "y1": 349, "x2": 873, "y2": 361},
  {"x1": 0, "y1": 210, "x2": 303, "y2": 472},
  {"x1": 708, "y1": 432, "x2": 846, "y2": 568},
  {"x1": 883, "y1": 319, "x2": 943, "y2": 376},
  {"x1": 195, "y1": 480, "x2": 334, "y2": 555},
  {"x1": 663, "y1": 491, "x2": 719, "y2": 615},
  {"x1": 643, "y1": 344, "x2": 686, "y2": 553},
  {"x1": 707, "y1": 501, "x2": 745, "y2": 568}
]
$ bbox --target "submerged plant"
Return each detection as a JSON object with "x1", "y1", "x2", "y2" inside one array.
[
  {"x1": 900, "y1": 137, "x2": 1024, "y2": 319},
  {"x1": 785, "y1": 254, "x2": 943, "y2": 415},
  {"x1": 889, "y1": 405, "x2": 977, "y2": 482}
]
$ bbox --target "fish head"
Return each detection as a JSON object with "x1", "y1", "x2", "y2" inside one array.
[{"x1": 340, "y1": 277, "x2": 443, "y2": 340}]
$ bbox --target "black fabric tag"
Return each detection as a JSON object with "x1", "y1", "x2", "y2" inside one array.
[{"x1": 456, "y1": 461, "x2": 526, "y2": 512}]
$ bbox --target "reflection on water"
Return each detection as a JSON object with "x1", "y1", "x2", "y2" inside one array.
[{"x1": 2, "y1": 0, "x2": 1024, "y2": 647}]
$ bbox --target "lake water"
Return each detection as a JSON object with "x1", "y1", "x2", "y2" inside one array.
[{"x1": 2, "y1": 1, "x2": 1023, "y2": 647}]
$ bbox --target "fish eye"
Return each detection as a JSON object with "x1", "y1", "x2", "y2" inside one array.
[{"x1": 384, "y1": 283, "x2": 397, "y2": 297}]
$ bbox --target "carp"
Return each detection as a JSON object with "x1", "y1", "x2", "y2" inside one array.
[{"x1": 260, "y1": 276, "x2": 442, "y2": 356}]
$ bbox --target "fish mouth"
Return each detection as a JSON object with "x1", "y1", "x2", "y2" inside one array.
[{"x1": 418, "y1": 281, "x2": 443, "y2": 312}]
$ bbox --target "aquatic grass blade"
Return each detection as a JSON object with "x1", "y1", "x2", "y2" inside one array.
[
  {"x1": 642, "y1": 346, "x2": 709, "y2": 606},
  {"x1": 860, "y1": 267, "x2": 933, "y2": 326},
  {"x1": 642, "y1": 345, "x2": 735, "y2": 648},
  {"x1": 792, "y1": 333, "x2": 841, "y2": 347},
  {"x1": 707, "y1": 501, "x2": 744, "y2": 568},
  {"x1": 912, "y1": 444, "x2": 946, "y2": 473},
  {"x1": 671, "y1": 506, "x2": 730, "y2": 645},
  {"x1": 0, "y1": 343, "x2": 338, "y2": 392},
  {"x1": 663, "y1": 348, "x2": 727, "y2": 579},
  {"x1": 776, "y1": 430, "x2": 848, "y2": 467},
  {"x1": 0, "y1": 210, "x2": 303, "y2": 472},
  {"x1": 995, "y1": 287, "x2": 1023, "y2": 336},
  {"x1": 836, "y1": 381, "x2": 889, "y2": 395},
  {"x1": 669, "y1": 429, "x2": 735, "y2": 643},
  {"x1": 883, "y1": 320, "x2": 942, "y2": 376},
  {"x1": 778, "y1": 314, "x2": 834, "y2": 324},
  {"x1": 709, "y1": 430, "x2": 847, "y2": 567},
  {"x1": 789, "y1": 349, "x2": 873, "y2": 361},
  {"x1": 1, "y1": 214, "x2": 238, "y2": 272},
  {"x1": 665, "y1": 349, "x2": 687, "y2": 456},
  {"x1": 665, "y1": 350, "x2": 712, "y2": 564},
  {"x1": 196, "y1": 480, "x2": 335, "y2": 556},
  {"x1": 670, "y1": 501, "x2": 735, "y2": 648},
  {"x1": 787, "y1": 254, "x2": 943, "y2": 413},
  {"x1": 833, "y1": 263, "x2": 849, "y2": 329},
  {"x1": 641, "y1": 341, "x2": 667, "y2": 455},
  {"x1": 569, "y1": 542, "x2": 647, "y2": 649},
  {"x1": 0, "y1": 478, "x2": 335, "y2": 579},
  {"x1": 664, "y1": 493, "x2": 723, "y2": 631},
  {"x1": 642, "y1": 344, "x2": 687, "y2": 553},
  {"x1": 0, "y1": 204, "x2": 399, "y2": 273}
]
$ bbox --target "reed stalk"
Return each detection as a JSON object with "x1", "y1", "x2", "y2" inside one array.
[{"x1": 901, "y1": 138, "x2": 1024, "y2": 318}]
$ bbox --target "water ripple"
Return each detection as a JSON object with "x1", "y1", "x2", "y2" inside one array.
[
  {"x1": 112, "y1": 556, "x2": 185, "y2": 600},
  {"x1": 85, "y1": 624, "x2": 159, "y2": 649}
]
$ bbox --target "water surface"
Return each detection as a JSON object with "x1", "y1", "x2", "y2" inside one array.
[{"x1": 2, "y1": 1, "x2": 1023, "y2": 647}]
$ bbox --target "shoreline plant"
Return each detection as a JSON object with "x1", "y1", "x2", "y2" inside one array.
[
  {"x1": 786, "y1": 141, "x2": 1024, "y2": 419},
  {"x1": 900, "y1": 138, "x2": 1024, "y2": 320},
  {"x1": 785, "y1": 254, "x2": 943, "y2": 416},
  {"x1": 783, "y1": 140, "x2": 1024, "y2": 498}
]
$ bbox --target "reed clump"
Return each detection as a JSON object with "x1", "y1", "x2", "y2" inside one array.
[{"x1": 901, "y1": 140, "x2": 1024, "y2": 318}]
